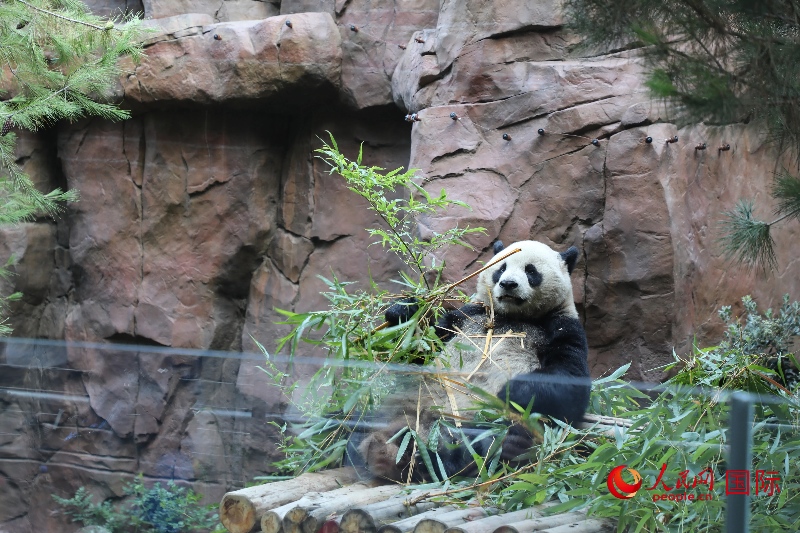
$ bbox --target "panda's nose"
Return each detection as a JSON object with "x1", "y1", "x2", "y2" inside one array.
[{"x1": 499, "y1": 280, "x2": 518, "y2": 290}]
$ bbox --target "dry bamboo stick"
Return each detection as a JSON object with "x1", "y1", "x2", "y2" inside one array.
[
  {"x1": 579, "y1": 414, "x2": 633, "y2": 428},
  {"x1": 377, "y1": 505, "x2": 458, "y2": 533},
  {"x1": 537, "y1": 518, "x2": 615, "y2": 533},
  {"x1": 493, "y1": 511, "x2": 586, "y2": 533},
  {"x1": 277, "y1": 483, "x2": 406, "y2": 533},
  {"x1": 220, "y1": 467, "x2": 362, "y2": 533},
  {"x1": 444, "y1": 502, "x2": 559, "y2": 533},
  {"x1": 338, "y1": 492, "x2": 439, "y2": 533},
  {"x1": 413, "y1": 508, "x2": 492, "y2": 533}
]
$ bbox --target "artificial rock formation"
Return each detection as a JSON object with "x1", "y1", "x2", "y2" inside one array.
[{"x1": 1, "y1": 1, "x2": 799, "y2": 531}]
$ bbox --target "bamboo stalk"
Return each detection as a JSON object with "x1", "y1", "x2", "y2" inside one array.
[{"x1": 579, "y1": 414, "x2": 633, "y2": 428}]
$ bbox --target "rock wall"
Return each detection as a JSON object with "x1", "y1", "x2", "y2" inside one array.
[{"x1": 1, "y1": 0, "x2": 799, "y2": 531}]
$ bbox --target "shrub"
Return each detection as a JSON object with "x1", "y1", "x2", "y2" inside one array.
[{"x1": 53, "y1": 478, "x2": 220, "y2": 533}]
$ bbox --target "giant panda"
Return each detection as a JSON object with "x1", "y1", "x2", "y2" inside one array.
[{"x1": 348, "y1": 240, "x2": 591, "y2": 481}]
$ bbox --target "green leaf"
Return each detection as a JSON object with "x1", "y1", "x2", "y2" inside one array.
[{"x1": 396, "y1": 431, "x2": 412, "y2": 465}]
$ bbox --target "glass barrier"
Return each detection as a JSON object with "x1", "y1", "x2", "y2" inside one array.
[{"x1": 0, "y1": 337, "x2": 797, "y2": 533}]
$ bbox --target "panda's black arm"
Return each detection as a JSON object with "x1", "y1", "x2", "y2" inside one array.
[
  {"x1": 384, "y1": 297, "x2": 420, "y2": 325},
  {"x1": 434, "y1": 303, "x2": 486, "y2": 342},
  {"x1": 429, "y1": 424, "x2": 507, "y2": 479},
  {"x1": 384, "y1": 299, "x2": 486, "y2": 343},
  {"x1": 497, "y1": 314, "x2": 591, "y2": 424}
]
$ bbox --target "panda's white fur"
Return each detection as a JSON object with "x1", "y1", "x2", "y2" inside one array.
[
  {"x1": 350, "y1": 240, "x2": 590, "y2": 481},
  {"x1": 476, "y1": 241, "x2": 579, "y2": 320},
  {"x1": 437, "y1": 241, "x2": 579, "y2": 411}
]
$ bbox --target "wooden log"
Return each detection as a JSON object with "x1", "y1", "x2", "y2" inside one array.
[
  {"x1": 338, "y1": 492, "x2": 439, "y2": 533},
  {"x1": 276, "y1": 483, "x2": 406, "y2": 533},
  {"x1": 413, "y1": 508, "x2": 492, "y2": 533},
  {"x1": 537, "y1": 518, "x2": 615, "y2": 533},
  {"x1": 337, "y1": 508, "x2": 374, "y2": 533},
  {"x1": 492, "y1": 511, "x2": 586, "y2": 533},
  {"x1": 262, "y1": 481, "x2": 382, "y2": 533},
  {"x1": 220, "y1": 467, "x2": 362, "y2": 533},
  {"x1": 444, "y1": 502, "x2": 559, "y2": 533},
  {"x1": 320, "y1": 520, "x2": 340, "y2": 533},
  {"x1": 377, "y1": 506, "x2": 458, "y2": 533}
]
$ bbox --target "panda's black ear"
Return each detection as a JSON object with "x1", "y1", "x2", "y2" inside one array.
[
  {"x1": 493, "y1": 241, "x2": 505, "y2": 254},
  {"x1": 560, "y1": 246, "x2": 579, "y2": 274}
]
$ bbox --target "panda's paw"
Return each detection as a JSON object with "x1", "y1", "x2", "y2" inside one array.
[
  {"x1": 357, "y1": 428, "x2": 412, "y2": 482},
  {"x1": 385, "y1": 297, "x2": 420, "y2": 326},
  {"x1": 766, "y1": 356, "x2": 800, "y2": 390},
  {"x1": 500, "y1": 424, "x2": 535, "y2": 461}
]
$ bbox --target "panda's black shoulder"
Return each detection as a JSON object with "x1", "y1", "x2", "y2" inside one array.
[{"x1": 534, "y1": 311, "x2": 589, "y2": 370}]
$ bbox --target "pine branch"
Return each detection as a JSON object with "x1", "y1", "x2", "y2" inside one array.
[
  {"x1": 773, "y1": 169, "x2": 800, "y2": 221},
  {"x1": 719, "y1": 201, "x2": 778, "y2": 271},
  {"x1": 0, "y1": 0, "x2": 144, "y2": 335},
  {"x1": 13, "y1": 0, "x2": 112, "y2": 32},
  {"x1": 567, "y1": 0, "x2": 800, "y2": 272}
]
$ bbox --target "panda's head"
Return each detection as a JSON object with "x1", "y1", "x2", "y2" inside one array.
[{"x1": 474, "y1": 240, "x2": 580, "y2": 319}]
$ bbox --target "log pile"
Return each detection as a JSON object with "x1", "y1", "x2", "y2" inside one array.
[{"x1": 219, "y1": 468, "x2": 615, "y2": 533}]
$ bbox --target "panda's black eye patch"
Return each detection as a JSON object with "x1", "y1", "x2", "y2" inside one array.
[
  {"x1": 492, "y1": 263, "x2": 506, "y2": 284},
  {"x1": 525, "y1": 264, "x2": 543, "y2": 287}
]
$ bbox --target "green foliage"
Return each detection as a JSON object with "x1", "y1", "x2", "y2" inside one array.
[
  {"x1": 501, "y1": 296, "x2": 800, "y2": 532},
  {"x1": 718, "y1": 171, "x2": 800, "y2": 271},
  {"x1": 564, "y1": 0, "x2": 800, "y2": 271},
  {"x1": 564, "y1": 0, "x2": 800, "y2": 137},
  {"x1": 258, "y1": 134, "x2": 491, "y2": 475},
  {"x1": 266, "y1": 268, "x2": 800, "y2": 528},
  {"x1": 53, "y1": 478, "x2": 221, "y2": 533},
  {"x1": 718, "y1": 294, "x2": 800, "y2": 358},
  {"x1": 719, "y1": 200, "x2": 777, "y2": 270},
  {"x1": 262, "y1": 134, "x2": 800, "y2": 529},
  {"x1": 53, "y1": 487, "x2": 127, "y2": 533},
  {"x1": 315, "y1": 132, "x2": 484, "y2": 281},
  {"x1": 0, "y1": 0, "x2": 144, "y2": 335},
  {"x1": 125, "y1": 478, "x2": 220, "y2": 533},
  {"x1": 774, "y1": 170, "x2": 800, "y2": 222},
  {"x1": 0, "y1": 255, "x2": 22, "y2": 336}
]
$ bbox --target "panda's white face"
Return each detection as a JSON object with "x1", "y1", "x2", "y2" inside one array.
[{"x1": 475, "y1": 241, "x2": 578, "y2": 319}]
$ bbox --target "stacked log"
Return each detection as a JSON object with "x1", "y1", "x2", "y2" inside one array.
[
  {"x1": 338, "y1": 491, "x2": 442, "y2": 533},
  {"x1": 219, "y1": 408, "x2": 629, "y2": 533},
  {"x1": 381, "y1": 506, "x2": 490, "y2": 533},
  {"x1": 220, "y1": 468, "x2": 363, "y2": 533},
  {"x1": 220, "y1": 471, "x2": 615, "y2": 533},
  {"x1": 265, "y1": 482, "x2": 405, "y2": 533}
]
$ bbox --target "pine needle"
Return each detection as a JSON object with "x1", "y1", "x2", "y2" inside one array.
[
  {"x1": 719, "y1": 200, "x2": 777, "y2": 271},
  {"x1": 773, "y1": 169, "x2": 800, "y2": 221}
]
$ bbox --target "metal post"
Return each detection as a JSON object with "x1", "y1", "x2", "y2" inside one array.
[{"x1": 726, "y1": 392, "x2": 754, "y2": 533}]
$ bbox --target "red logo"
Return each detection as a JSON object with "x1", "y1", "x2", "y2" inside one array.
[
  {"x1": 607, "y1": 465, "x2": 643, "y2": 499},
  {"x1": 725, "y1": 469, "x2": 782, "y2": 496},
  {"x1": 725, "y1": 470, "x2": 750, "y2": 495}
]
